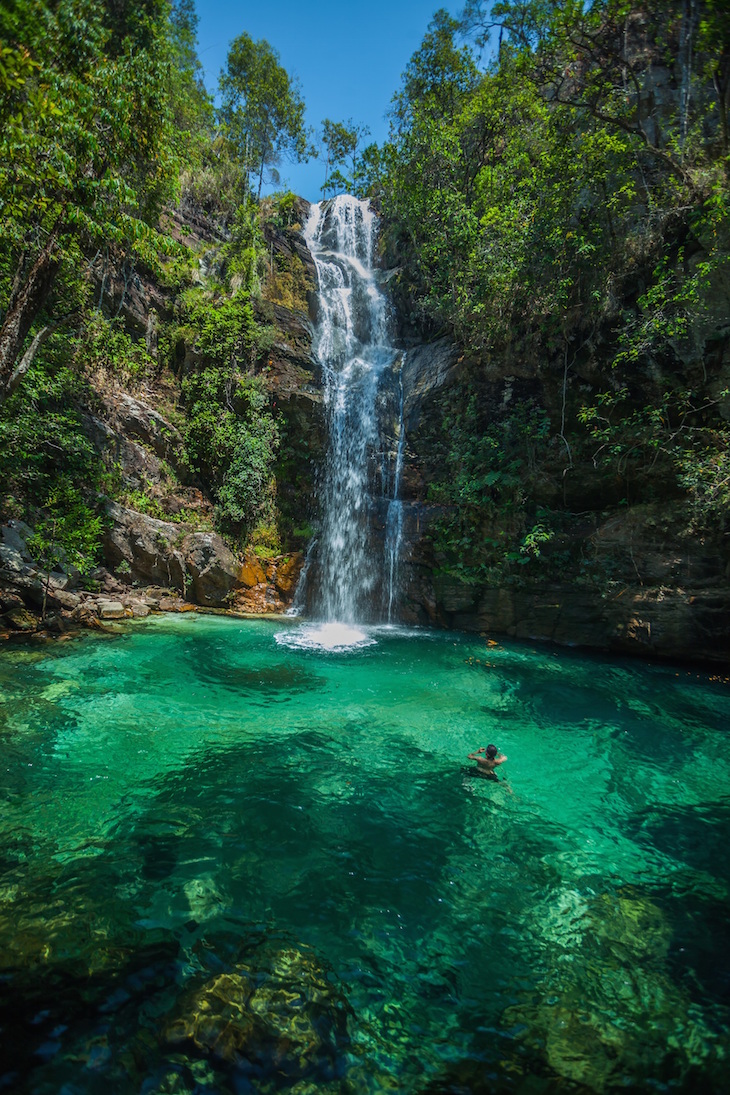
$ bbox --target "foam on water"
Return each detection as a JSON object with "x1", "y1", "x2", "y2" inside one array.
[{"x1": 275, "y1": 620, "x2": 376, "y2": 652}]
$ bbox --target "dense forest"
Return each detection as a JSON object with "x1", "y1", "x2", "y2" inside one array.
[
  {"x1": 364, "y1": 2, "x2": 730, "y2": 597},
  {"x1": 0, "y1": 0, "x2": 318, "y2": 588},
  {"x1": 1, "y1": 0, "x2": 729, "y2": 656}
]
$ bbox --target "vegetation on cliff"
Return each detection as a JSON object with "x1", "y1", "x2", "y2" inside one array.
[
  {"x1": 3, "y1": 0, "x2": 729, "y2": 639},
  {"x1": 361, "y1": 0, "x2": 730, "y2": 592},
  {"x1": 0, "y1": 0, "x2": 317, "y2": 582}
]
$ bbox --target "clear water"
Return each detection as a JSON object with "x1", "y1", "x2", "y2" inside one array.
[{"x1": 1, "y1": 615, "x2": 729, "y2": 1093}]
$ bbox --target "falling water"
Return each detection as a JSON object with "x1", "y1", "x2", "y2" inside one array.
[
  {"x1": 383, "y1": 365, "x2": 406, "y2": 622},
  {"x1": 303, "y1": 196, "x2": 397, "y2": 625}
]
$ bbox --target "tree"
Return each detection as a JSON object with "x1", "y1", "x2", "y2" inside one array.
[
  {"x1": 219, "y1": 33, "x2": 309, "y2": 199},
  {"x1": 0, "y1": 0, "x2": 180, "y2": 404},
  {"x1": 168, "y1": 0, "x2": 214, "y2": 144},
  {"x1": 320, "y1": 119, "x2": 353, "y2": 197},
  {"x1": 319, "y1": 118, "x2": 371, "y2": 196},
  {"x1": 462, "y1": 0, "x2": 730, "y2": 188},
  {"x1": 391, "y1": 8, "x2": 480, "y2": 133}
]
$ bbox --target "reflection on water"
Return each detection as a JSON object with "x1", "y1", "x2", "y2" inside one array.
[{"x1": 0, "y1": 614, "x2": 729, "y2": 1092}]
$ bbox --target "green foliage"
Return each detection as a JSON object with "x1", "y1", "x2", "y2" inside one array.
[
  {"x1": 267, "y1": 190, "x2": 301, "y2": 229},
  {"x1": 219, "y1": 32, "x2": 310, "y2": 199},
  {"x1": 216, "y1": 413, "x2": 279, "y2": 531},
  {"x1": 577, "y1": 384, "x2": 730, "y2": 525},
  {"x1": 0, "y1": 345, "x2": 100, "y2": 503},
  {"x1": 249, "y1": 520, "x2": 282, "y2": 556},
  {"x1": 179, "y1": 143, "x2": 248, "y2": 221},
  {"x1": 78, "y1": 313, "x2": 157, "y2": 383},
  {"x1": 423, "y1": 391, "x2": 552, "y2": 581},
  {"x1": 358, "y1": 0, "x2": 730, "y2": 582},
  {"x1": 0, "y1": 337, "x2": 105, "y2": 576},
  {"x1": 121, "y1": 488, "x2": 212, "y2": 529},
  {"x1": 177, "y1": 287, "x2": 260, "y2": 370},
  {"x1": 0, "y1": 0, "x2": 179, "y2": 247},
  {"x1": 220, "y1": 198, "x2": 267, "y2": 291},
  {"x1": 0, "y1": 0, "x2": 193, "y2": 403},
  {"x1": 182, "y1": 366, "x2": 279, "y2": 536},
  {"x1": 27, "y1": 478, "x2": 103, "y2": 579},
  {"x1": 370, "y1": 0, "x2": 730, "y2": 357}
]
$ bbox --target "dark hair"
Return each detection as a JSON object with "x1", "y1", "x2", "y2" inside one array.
[{"x1": 486, "y1": 744, "x2": 498, "y2": 759}]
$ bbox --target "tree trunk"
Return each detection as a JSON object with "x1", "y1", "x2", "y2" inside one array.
[
  {"x1": 0, "y1": 234, "x2": 61, "y2": 404},
  {"x1": 714, "y1": 59, "x2": 730, "y2": 164},
  {"x1": 678, "y1": 0, "x2": 700, "y2": 159}
]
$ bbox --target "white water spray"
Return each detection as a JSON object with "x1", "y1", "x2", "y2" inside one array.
[
  {"x1": 383, "y1": 365, "x2": 406, "y2": 623},
  {"x1": 304, "y1": 196, "x2": 398, "y2": 627}
]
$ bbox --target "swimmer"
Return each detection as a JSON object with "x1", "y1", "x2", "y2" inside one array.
[{"x1": 466, "y1": 744, "x2": 507, "y2": 779}]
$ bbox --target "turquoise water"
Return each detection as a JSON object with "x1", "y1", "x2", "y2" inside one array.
[{"x1": 1, "y1": 614, "x2": 729, "y2": 1093}]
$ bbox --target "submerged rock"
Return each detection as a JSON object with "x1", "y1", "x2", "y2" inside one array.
[
  {"x1": 504, "y1": 885, "x2": 719, "y2": 1091},
  {"x1": 162, "y1": 941, "x2": 350, "y2": 1082}
]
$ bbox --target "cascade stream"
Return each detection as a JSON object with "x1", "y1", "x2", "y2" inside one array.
[{"x1": 299, "y1": 196, "x2": 402, "y2": 634}]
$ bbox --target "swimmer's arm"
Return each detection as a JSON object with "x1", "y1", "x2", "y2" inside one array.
[
  {"x1": 494, "y1": 755, "x2": 507, "y2": 764},
  {"x1": 467, "y1": 750, "x2": 484, "y2": 761}
]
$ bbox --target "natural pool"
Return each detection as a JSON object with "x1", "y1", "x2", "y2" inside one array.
[{"x1": 1, "y1": 614, "x2": 729, "y2": 1093}]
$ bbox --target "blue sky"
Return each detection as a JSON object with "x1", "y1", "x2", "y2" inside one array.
[{"x1": 195, "y1": 0, "x2": 464, "y2": 201}]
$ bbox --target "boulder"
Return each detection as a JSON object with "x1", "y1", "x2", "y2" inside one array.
[
  {"x1": 5, "y1": 606, "x2": 38, "y2": 631},
  {"x1": 238, "y1": 553, "x2": 267, "y2": 588},
  {"x1": 122, "y1": 598, "x2": 151, "y2": 618},
  {"x1": 103, "y1": 504, "x2": 241, "y2": 608},
  {"x1": 103, "y1": 503, "x2": 186, "y2": 590},
  {"x1": 182, "y1": 533, "x2": 239, "y2": 607},
  {"x1": 43, "y1": 586, "x2": 81, "y2": 611},
  {"x1": 158, "y1": 596, "x2": 196, "y2": 613},
  {"x1": 0, "y1": 591, "x2": 25, "y2": 613},
  {"x1": 272, "y1": 553, "x2": 304, "y2": 596},
  {"x1": 97, "y1": 600, "x2": 126, "y2": 620}
]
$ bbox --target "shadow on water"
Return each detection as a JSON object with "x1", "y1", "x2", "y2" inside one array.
[
  {"x1": 184, "y1": 637, "x2": 327, "y2": 698},
  {"x1": 0, "y1": 733, "x2": 581, "y2": 1093},
  {"x1": 627, "y1": 799, "x2": 730, "y2": 883}
]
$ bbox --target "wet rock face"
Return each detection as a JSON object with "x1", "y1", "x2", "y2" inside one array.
[
  {"x1": 395, "y1": 494, "x2": 730, "y2": 663},
  {"x1": 228, "y1": 552, "x2": 304, "y2": 614},
  {"x1": 388, "y1": 333, "x2": 730, "y2": 662},
  {"x1": 162, "y1": 941, "x2": 350, "y2": 1083},
  {"x1": 402, "y1": 567, "x2": 730, "y2": 664}
]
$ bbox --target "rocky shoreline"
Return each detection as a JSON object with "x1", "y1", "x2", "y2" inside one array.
[{"x1": 0, "y1": 517, "x2": 304, "y2": 645}]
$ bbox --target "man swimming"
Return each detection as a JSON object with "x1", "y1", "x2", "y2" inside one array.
[{"x1": 466, "y1": 744, "x2": 507, "y2": 780}]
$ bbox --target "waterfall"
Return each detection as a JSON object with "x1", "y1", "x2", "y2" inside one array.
[
  {"x1": 383, "y1": 365, "x2": 406, "y2": 623},
  {"x1": 303, "y1": 196, "x2": 398, "y2": 625}
]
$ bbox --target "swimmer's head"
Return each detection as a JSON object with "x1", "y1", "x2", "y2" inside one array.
[{"x1": 486, "y1": 744, "x2": 498, "y2": 759}]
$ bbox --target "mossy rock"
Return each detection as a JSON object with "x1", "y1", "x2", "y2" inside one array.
[{"x1": 162, "y1": 942, "x2": 350, "y2": 1080}]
